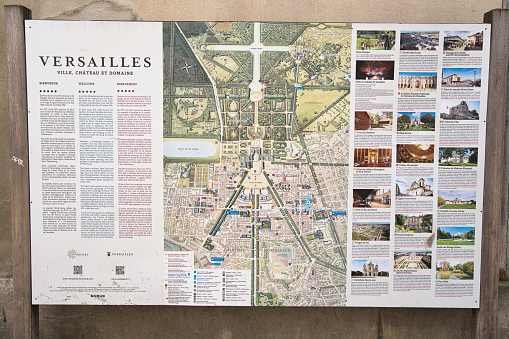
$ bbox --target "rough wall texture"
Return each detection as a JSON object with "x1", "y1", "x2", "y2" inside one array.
[
  {"x1": 0, "y1": 0, "x2": 505, "y2": 337},
  {"x1": 48, "y1": 1, "x2": 141, "y2": 20}
]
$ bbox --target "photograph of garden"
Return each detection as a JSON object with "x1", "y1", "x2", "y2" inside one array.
[
  {"x1": 436, "y1": 260, "x2": 474, "y2": 280},
  {"x1": 397, "y1": 112, "x2": 435, "y2": 131},
  {"x1": 357, "y1": 30, "x2": 396, "y2": 50},
  {"x1": 437, "y1": 226, "x2": 475, "y2": 246},
  {"x1": 352, "y1": 222, "x2": 390, "y2": 241}
]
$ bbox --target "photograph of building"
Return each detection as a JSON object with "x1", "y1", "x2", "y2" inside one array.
[
  {"x1": 396, "y1": 177, "x2": 433, "y2": 196},
  {"x1": 398, "y1": 72, "x2": 437, "y2": 91},
  {"x1": 396, "y1": 144, "x2": 435, "y2": 163},
  {"x1": 351, "y1": 260, "x2": 390, "y2": 277},
  {"x1": 440, "y1": 100, "x2": 480, "y2": 120},
  {"x1": 442, "y1": 68, "x2": 482, "y2": 87},
  {"x1": 353, "y1": 188, "x2": 391, "y2": 208},
  {"x1": 437, "y1": 190, "x2": 476, "y2": 209},
  {"x1": 352, "y1": 222, "x2": 390, "y2": 241},
  {"x1": 356, "y1": 60, "x2": 395, "y2": 80},
  {"x1": 444, "y1": 30, "x2": 483, "y2": 50},
  {"x1": 395, "y1": 213, "x2": 433, "y2": 233},
  {"x1": 394, "y1": 251, "x2": 432, "y2": 269},
  {"x1": 397, "y1": 112, "x2": 435, "y2": 131},
  {"x1": 354, "y1": 148, "x2": 392, "y2": 167},
  {"x1": 355, "y1": 111, "x2": 393, "y2": 131},
  {"x1": 439, "y1": 147, "x2": 478, "y2": 166},
  {"x1": 400, "y1": 31, "x2": 439, "y2": 50},
  {"x1": 357, "y1": 30, "x2": 396, "y2": 50}
]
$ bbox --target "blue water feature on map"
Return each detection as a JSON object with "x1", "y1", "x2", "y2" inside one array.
[{"x1": 163, "y1": 140, "x2": 217, "y2": 158}]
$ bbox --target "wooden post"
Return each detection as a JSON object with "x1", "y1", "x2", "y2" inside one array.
[
  {"x1": 5, "y1": 5, "x2": 38, "y2": 339},
  {"x1": 472, "y1": 9, "x2": 509, "y2": 338},
  {"x1": 501, "y1": 1, "x2": 509, "y2": 283}
]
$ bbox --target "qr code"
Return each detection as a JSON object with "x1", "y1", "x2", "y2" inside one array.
[
  {"x1": 73, "y1": 265, "x2": 83, "y2": 275},
  {"x1": 116, "y1": 266, "x2": 125, "y2": 275}
]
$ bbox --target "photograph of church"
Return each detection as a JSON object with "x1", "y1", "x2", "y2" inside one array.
[
  {"x1": 442, "y1": 68, "x2": 482, "y2": 88},
  {"x1": 440, "y1": 100, "x2": 480, "y2": 120},
  {"x1": 398, "y1": 72, "x2": 437, "y2": 91},
  {"x1": 351, "y1": 259, "x2": 390, "y2": 277},
  {"x1": 396, "y1": 177, "x2": 433, "y2": 197}
]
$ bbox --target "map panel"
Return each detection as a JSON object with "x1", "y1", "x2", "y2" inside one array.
[{"x1": 163, "y1": 22, "x2": 351, "y2": 306}]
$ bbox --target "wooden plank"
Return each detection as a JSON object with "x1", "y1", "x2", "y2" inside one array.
[
  {"x1": 503, "y1": 1, "x2": 509, "y2": 282},
  {"x1": 472, "y1": 9, "x2": 509, "y2": 338},
  {"x1": 4, "y1": 5, "x2": 38, "y2": 339},
  {"x1": 498, "y1": 0, "x2": 509, "y2": 285}
]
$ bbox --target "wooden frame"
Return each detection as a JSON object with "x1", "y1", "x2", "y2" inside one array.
[
  {"x1": 5, "y1": 5, "x2": 38, "y2": 339},
  {"x1": 471, "y1": 9, "x2": 509, "y2": 338},
  {"x1": 4, "y1": 5, "x2": 507, "y2": 338}
]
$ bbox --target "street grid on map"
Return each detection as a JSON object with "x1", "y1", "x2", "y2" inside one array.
[{"x1": 163, "y1": 22, "x2": 351, "y2": 306}]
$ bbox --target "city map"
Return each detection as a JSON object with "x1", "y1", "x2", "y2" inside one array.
[{"x1": 163, "y1": 22, "x2": 351, "y2": 306}]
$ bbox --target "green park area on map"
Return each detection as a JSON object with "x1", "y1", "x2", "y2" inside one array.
[{"x1": 163, "y1": 22, "x2": 351, "y2": 306}]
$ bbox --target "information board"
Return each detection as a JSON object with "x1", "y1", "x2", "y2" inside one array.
[{"x1": 26, "y1": 20, "x2": 490, "y2": 307}]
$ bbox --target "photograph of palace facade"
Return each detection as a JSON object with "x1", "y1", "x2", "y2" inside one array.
[
  {"x1": 394, "y1": 251, "x2": 432, "y2": 269},
  {"x1": 398, "y1": 73, "x2": 437, "y2": 91}
]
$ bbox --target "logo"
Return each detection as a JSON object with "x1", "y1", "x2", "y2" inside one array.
[
  {"x1": 67, "y1": 249, "x2": 88, "y2": 259},
  {"x1": 107, "y1": 251, "x2": 133, "y2": 257}
]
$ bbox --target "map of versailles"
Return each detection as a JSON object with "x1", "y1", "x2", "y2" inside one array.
[{"x1": 162, "y1": 22, "x2": 351, "y2": 306}]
